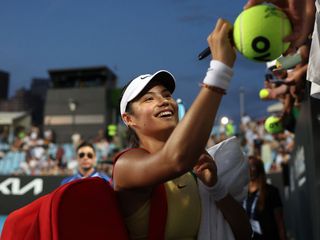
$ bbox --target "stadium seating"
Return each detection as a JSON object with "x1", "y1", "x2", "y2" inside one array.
[{"x1": 0, "y1": 152, "x2": 25, "y2": 175}]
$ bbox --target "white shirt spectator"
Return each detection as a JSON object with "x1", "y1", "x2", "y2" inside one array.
[{"x1": 307, "y1": 0, "x2": 320, "y2": 99}]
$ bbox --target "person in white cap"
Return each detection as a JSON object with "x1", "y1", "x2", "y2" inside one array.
[{"x1": 113, "y1": 19, "x2": 251, "y2": 240}]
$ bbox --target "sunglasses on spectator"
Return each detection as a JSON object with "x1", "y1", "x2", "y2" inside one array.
[{"x1": 78, "y1": 152, "x2": 94, "y2": 159}]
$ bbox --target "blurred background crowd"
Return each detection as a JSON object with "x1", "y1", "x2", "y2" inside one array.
[
  {"x1": 0, "y1": 112, "x2": 293, "y2": 185},
  {"x1": 0, "y1": 125, "x2": 123, "y2": 177}
]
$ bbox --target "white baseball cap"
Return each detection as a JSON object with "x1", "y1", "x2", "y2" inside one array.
[{"x1": 120, "y1": 70, "x2": 176, "y2": 116}]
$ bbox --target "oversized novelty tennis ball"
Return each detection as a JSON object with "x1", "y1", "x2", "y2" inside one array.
[
  {"x1": 259, "y1": 88, "x2": 269, "y2": 99},
  {"x1": 233, "y1": 4, "x2": 292, "y2": 62},
  {"x1": 264, "y1": 116, "x2": 283, "y2": 134}
]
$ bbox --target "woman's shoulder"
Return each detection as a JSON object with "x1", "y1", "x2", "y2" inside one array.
[{"x1": 113, "y1": 148, "x2": 150, "y2": 164}]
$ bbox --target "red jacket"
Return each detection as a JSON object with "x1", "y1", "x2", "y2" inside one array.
[{"x1": 1, "y1": 176, "x2": 167, "y2": 240}]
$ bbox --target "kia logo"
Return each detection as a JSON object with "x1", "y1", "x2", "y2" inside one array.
[{"x1": 0, "y1": 178, "x2": 43, "y2": 195}]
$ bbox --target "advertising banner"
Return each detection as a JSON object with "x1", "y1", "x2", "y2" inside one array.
[{"x1": 0, "y1": 175, "x2": 65, "y2": 214}]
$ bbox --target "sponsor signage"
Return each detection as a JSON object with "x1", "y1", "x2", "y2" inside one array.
[{"x1": 0, "y1": 176, "x2": 65, "y2": 214}]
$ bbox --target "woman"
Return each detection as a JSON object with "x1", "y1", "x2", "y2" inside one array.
[
  {"x1": 113, "y1": 19, "x2": 251, "y2": 240},
  {"x1": 243, "y1": 156, "x2": 287, "y2": 240}
]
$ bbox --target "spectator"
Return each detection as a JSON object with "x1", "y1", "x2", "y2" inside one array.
[
  {"x1": 0, "y1": 126, "x2": 9, "y2": 143},
  {"x1": 60, "y1": 141, "x2": 110, "y2": 185},
  {"x1": 274, "y1": 146, "x2": 290, "y2": 171},
  {"x1": 71, "y1": 132, "x2": 82, "y2": 149},
  {"x1": 44, "y1": 129, "x2": 55, "y2": 145},
  {"x1": 93, "y1": 129, "x2": 110, "y2": 161},
  {"x1": 243, "y1": 156, "x2": 287, "y2": 240}
]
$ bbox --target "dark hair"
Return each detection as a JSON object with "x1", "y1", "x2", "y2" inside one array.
[
  {"x1": 248, "y1": 156, "x2": 267, "y2": 211},
  {"x1": 119, "y1": 81, "x2": 140, "y2": 148},
  {"x1": 76, "y1": 141, "x2": 96, "y2": 153}
]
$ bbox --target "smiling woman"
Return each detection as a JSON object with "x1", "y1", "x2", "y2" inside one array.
[
  {"x1": 119, "y1": 71, "x2": 177, "y2": 149},
  {"x1": 112, "y1": 18, "x2": 252, "y2": 240}
]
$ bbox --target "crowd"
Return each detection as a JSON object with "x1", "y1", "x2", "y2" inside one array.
[
  {"x1": 0, "y1": 126, "x2": 123, "y2": 177},
  {"x1": 252, "y1": 0, "x2": 319, "y2": 139},
  {"x1": 206, "y1": 115, "x2": 293, "y2": 174},
  {"x1": 0, "y1": 0, "x2": 316, "y2": 182},
  {"x1": 0, "y1": 113, "x2": 293, "y2": 181}
]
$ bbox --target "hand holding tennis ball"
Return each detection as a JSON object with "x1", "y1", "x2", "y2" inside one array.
[{"x1": 233, "y1": 4, "x2": 292, "y2": 62}]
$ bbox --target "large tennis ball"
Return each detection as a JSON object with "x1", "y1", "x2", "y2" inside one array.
[
  {"x1": 233, "y1": 4, "x2": 292, "y2": 62},
  {"x1": 259, "y1": 88, "x2": 269, "y2": 99},
  {"x1": 264, "y1": 115, "x2": 283, "y2": 134}
]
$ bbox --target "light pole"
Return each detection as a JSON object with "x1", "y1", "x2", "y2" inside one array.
[
  {"x1": 68, "y1": 98, "x2": 77, "y2": 134},
  {"x1": 239, "y1": 87, "x2": 245, "y2": 120}
]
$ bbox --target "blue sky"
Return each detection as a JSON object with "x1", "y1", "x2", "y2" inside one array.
[{"x1": 0, "y1": 0, "x2": 275, "y2": 123}]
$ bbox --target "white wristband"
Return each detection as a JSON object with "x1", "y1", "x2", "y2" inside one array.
[
  {"x1": 203, "y1": 60, "x2": 233, "y2": 90},
  {"x1": 199, "y1": 178, "x2": 228, "y2": 201}
]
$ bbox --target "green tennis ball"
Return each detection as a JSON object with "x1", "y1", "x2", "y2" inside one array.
[
  {"x1": 259, "y1": 88, "x2": 269, "y2": 99},
  {"x1": 233, "y1": 4, "x2": 292, "y2": 62},
  {"x1": 264, "y1": 116, "x2": 283, "y2": 134}
]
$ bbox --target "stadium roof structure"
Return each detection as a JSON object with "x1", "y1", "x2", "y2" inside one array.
[
  {"x1": 48, "y1": 66, "x2": 117, "y2": 89},
  {"x1": 0, "y1": 111, "x2": 29, "y2": 125}
]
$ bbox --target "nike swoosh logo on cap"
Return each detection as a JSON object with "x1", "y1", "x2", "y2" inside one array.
[{"x1": 140, "y1": 75, "x2": 150, "y2": 79}]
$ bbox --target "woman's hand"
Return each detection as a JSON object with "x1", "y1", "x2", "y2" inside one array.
[
  {"x1": 207, "y1": 18, "x2": 236, "y2": 68},
  {"x1": 193, "y1": 151, "x2": 217, "y2": 187}
]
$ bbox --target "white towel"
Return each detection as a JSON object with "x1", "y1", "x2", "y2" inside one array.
[{"x1": 197, "y1": 136, "x2": 249, "y2": 240}]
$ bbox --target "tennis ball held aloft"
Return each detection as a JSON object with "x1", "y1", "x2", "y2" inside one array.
[{"x1": 233, "y1": 4, "x2": 292, "y2": 62}]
